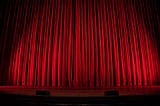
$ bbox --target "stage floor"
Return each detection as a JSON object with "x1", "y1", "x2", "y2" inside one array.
[{"x1": 0, "y1": 86, "x2": 160, "y2": 97}]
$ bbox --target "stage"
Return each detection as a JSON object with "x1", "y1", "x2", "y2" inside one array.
[
  {"x1": 0, "y1": 86, "x2": 160, "y2": 105},
  {"x1": 0, "y1": 86, "x2": 160, "y2": 97}
]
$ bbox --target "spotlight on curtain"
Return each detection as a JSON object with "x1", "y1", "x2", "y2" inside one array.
[{"x1": 0, "y1": 0, "x2": 160, "y2": 88}]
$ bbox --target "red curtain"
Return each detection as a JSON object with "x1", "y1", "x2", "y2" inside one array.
[{"x1": 0, "y1": 0, "x2": 160, "y2": 88}]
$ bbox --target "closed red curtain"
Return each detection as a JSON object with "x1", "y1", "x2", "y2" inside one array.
[{"x1": 0, "y1": 0, "x2": 160, "y2": 88}]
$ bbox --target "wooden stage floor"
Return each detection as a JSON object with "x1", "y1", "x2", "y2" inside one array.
[{"x1": 0, "y1": 86, "x2": 160, "y2": 97}]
